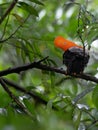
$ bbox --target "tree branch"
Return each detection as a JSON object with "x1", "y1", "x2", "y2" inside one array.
[
  {"x1": 2, "y1": 77, "x2": 59, "y2": 110},
  {"x1": 0, "y1": 0, "x2": 18, "y2": 25},
  {"x1": 0, "y1": 78, "x2": 33, "y2": 117},
  {"x1": 0, "y1": 59, "x2": 98, "y2": 83},
  {"x1": 2, "y1": 77, "x2": 48, "y2": 105}
]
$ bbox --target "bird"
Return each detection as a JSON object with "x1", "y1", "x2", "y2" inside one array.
[{"x1": 54, "y1": 36, "x2": 89, "y2": 74}]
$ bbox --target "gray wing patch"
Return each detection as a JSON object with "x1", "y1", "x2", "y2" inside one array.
[{"x1": 69, "y1": 47, "x2": 89, "y2": 57}]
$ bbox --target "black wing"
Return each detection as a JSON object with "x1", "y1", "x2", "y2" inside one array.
[{"x1": 63, "y1": 47, "x2": 89, "y2": 74}]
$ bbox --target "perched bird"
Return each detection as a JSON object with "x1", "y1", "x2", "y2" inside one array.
[{"x1": 54, "y1": 36, "x2": 89, "y2": 74}]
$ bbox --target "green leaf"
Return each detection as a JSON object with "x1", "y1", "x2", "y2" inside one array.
[
  {"x1": 50, "y1": 71, "x2": 55, "y2": 88},
  {"x1": 15, "y1": 42, "x2": 21, "y2": 57},
  {"x1": 74, "y1": 111, "x2": 82, "y2": 129},
  {"x1": 23, "y1": 98, "x2": 35, "y2": 114},
  {"x1": 21, "y1": 47, "x2": 26, "y2": 63},
  {"x1": 28, "y1": 0, "x2": 44, "y2": 6},
  {"x1": 47, "y1": 58, "x2": 57, "y2": 66},
  {"x1": 47, "y1": 99, "x2": 53, "y2": 109},
  {"x1": 12, "y1": 13, "x2": 24, "y2": 23},
  {"x1": 18, "y1": 2, "x2": 38, "y2": 16},
  {"x1": 25, "y1": 41, "x2": 34, "y2": 62},
  {"x1": 92, "y1": 85, "x2": 98, "y2": 109},
  {"x1": 32, "y1": 42, "x2": 42, "y2": 58}
]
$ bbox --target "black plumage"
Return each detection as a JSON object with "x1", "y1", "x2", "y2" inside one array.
[{"x1": 63, "y1": 47, "x2": 89, "y2": 74}]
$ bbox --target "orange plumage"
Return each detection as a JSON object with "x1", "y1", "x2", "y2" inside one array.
[{"x1": 54, "y1": 36, "x2": 82, "y2": 51}]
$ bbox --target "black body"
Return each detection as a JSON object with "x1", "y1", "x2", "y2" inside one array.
[{"x1": 63, "y1": 47, "x2": 89, "y2": 74}]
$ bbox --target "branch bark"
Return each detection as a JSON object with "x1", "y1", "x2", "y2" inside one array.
[{"x1": 0, "y1": 59, "x2": 98, "y2": 83}]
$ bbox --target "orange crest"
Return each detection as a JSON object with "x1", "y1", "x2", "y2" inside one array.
[{"x1": 54, "y1": 36, "x2": 82, "y2": 51}]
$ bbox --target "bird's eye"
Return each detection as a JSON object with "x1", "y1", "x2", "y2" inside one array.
[{"x1": 64, "y1": 42, "x2": 67, "y2": 44}]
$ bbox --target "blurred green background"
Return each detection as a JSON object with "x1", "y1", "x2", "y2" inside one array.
[{"x1": 0, "y1": 0, "x2": 98, "y2": 130}]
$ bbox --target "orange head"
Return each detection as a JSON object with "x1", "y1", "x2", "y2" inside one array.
[{"x1": 54, "y1": 36, "x2": 82, "y2": 51}]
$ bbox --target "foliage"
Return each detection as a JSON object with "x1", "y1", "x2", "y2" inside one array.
[{"x1": 0, "y1": 0, "x2": 98, "y2": 130}]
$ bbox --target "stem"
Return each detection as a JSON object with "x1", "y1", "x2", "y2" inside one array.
[{"x1": 0, "y1": 0, "x2": 18, "y2": 25}]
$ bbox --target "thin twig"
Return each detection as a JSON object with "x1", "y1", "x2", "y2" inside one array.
[
  {"x1": 0, "y1": 0, "x2": 18, "y2": 25},
  {"x1": 0, "y1": 14, "x2": 30, "y2": 43},
  {"x1": 73, "y1": 86, "x2": 95, "y2": 103},
  {"x1": 77, "y1": 5, "x2": 86, "y2": 57},
  {"x1": 86, "y1": 119, "x2": 98, "y2": 130},
  {"x1": 0, "y1": 15, "x2": 10, "y2": 40},
  {"x1": 37, "y1": 56, "x2": 49, "y2": 63}
]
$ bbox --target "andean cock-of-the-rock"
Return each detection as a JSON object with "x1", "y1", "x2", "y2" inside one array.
[{"x1": 54, "y1": 36, "x2": 89, "y2": 74}]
